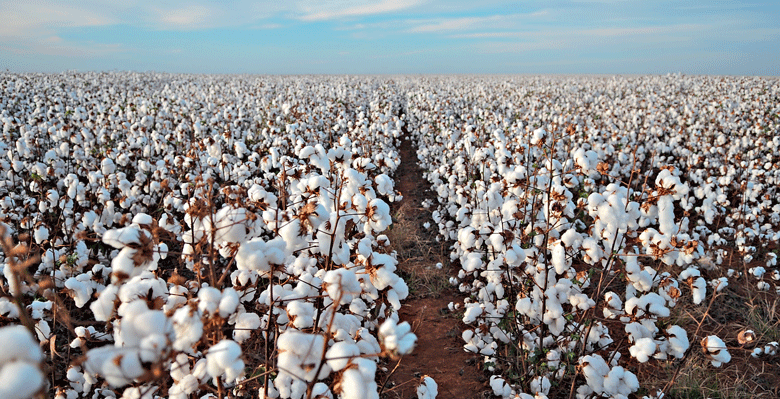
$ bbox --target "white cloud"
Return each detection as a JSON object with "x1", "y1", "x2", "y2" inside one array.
[
  {"x1": 0, "y1": 2, "x2": 117, "y2": 38},
  {"x1": 407, "y1": 13, "x2": 538, "y2": 33},
  {"x1": 155, "y1": 5, "x2": 212, "y2": 29},
  {"x1": 296, "y1": 0, "x2": 425, "y2": 21}
]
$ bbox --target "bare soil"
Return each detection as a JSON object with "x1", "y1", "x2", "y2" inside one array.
[{"x1": 380, "y1": 127, "x2": 490, "y2": 398}]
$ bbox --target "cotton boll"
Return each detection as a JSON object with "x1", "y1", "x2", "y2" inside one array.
[
  {"x1": 603, "y1": 366, "x2": 639, "y2": 397},
  {"x1": 666, "y1": 325, "x2": 689, "y2": 359},
  {"x1": 709, "y1": 277, "x2": 728, "y2": 292},
  {"x1": 326, "y1": 341, "x2": 361, "y2": 371},
  {"x1": 339, "y1": 358, "x2": 377, "y2": 399},
  {"x1": 375, "y1": 174, "x2": 394, "y2": 196},
  {"x1": 277, "y1": 331, "x2": 330, "y2": 383},
  {"x1": 0, "y1": 324, "x2": 44, "y2": 366},
  {"x1": 603, "y1": 291, "x2": 623, "y2": 319},
  {"x1": 379, "y1": 319, "x2": 416, "y2": 356},
  {"x1": 416, "y1": 376, "x2": 438, "y2": 399},
  {"x1": 322, "y1": 269, "x2": 362, "y2": 305},
  {"x1": 551, "y1": 243, "x2": 569, "y2": 274},
  {"x1": 580, "y1": 354, "x2": 610, "y2": 395},
  {"x1": 629, "y1": 337, "x2": 656, "y2": 363},
  {"x1": 102, "y1": 226, "x2": 143, "y2": 249},
  {"x1": 235, "y1": 237, "x2": 286, "y2": 274},
  {"x1": 218, "y1": 288, "x2": 239, "y2": 318},
  {"x1": 82, "y1": 346, "x2": 144, "y2": 387},
  {"x1": 0, "y1": 361, "x2": 45, "y2": 399},
  {"x1": 65, "y1": 277, "x2": 93, "y2": 308},
  {"x1": 764, "y1": 342, "x2": 779, "y2": 356},
  {"x1": 172, "y1": 305, "x2": 204, "y2": 353},
  {"x1": 91, "y1": 284, "x2": 119, "y2": 321},
  {"x1": 489, "y1": 375, "x2": 512, "y2": 398},
  {"x1": 210, "y1": 206, "x2": 250, "y2": 244},
  {"x1": 33, "y1": 225, "x2": 49, "y2": 244},
  {"x1": 197, "y1": 286, "x2": 222, "y2": 315},
  {"x1": 206, "y1": 340, "x2": 244, "y2": 384},
  {"x1": 691, "y1": 277, "x2": 707, "y2": 304},
  {"x1": 28, "y1": 300, "x2": 52, "y2": 320},
  {"x1": 531, "y1": 128, "x2": 547, "y2": 146},
  {"x1": 35, "y1": 320, "x2": 51, "y2": 342},
  {"x1": 286, "y1": 300, "x2": 315, "y2": 329},
  {"x1": 701, "y1": 335, "x2": 730, "y2": 367},
  {"x1": 530, "y1": 375, "x2": 551, "y2": 396},
  {"x1": 233, "y1": 312, "x2": 261, "y2": 343},
  {"x1": 462, "y1": 303, "x2": 483, "y2": 324}
]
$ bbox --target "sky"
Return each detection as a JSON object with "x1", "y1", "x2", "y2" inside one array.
[{"x1": 1, "y1": 0, "x2": 778, "y2": 75}]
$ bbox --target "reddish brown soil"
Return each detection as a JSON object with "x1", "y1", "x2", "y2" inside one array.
[{"x1": 380, "y1": 129, "x2": 490, "y2": 398}]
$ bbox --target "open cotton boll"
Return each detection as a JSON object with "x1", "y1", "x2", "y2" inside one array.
[
  {"x1": 416, "y1": 376, "x2": 438, "y2": 399},
  {"x1": 286, "y1": 300, "x2": 316, "y2": 329},
  {"x1": 210, "y1": 206, "x2": 249, "y2": 244},
  {"x1": 235, "y1": 237, "x2": 288, "y2": 275},
  {"x1": 366, "y1": 198, "x2": 392, "y2": 233},
  {"x1": 603, "y1": 291, "x2": 623, "y2": 319},
  {"x1": 326, "y1": 341, "x2": 361, "y2": 372},
  {"x1": 218, "y1": 288, "x2": 239, "y2": 318},
  {"x1": 172, "y1": 304, "x2": 204, "y2": 353},
  {"x1": 550, "y1": 243, "x2": 570, "y2": 274},
  {"x1": 603, "y1": 366, "x2": 639, "y2": 397},
  {"x1": 102, "y1": 226, "x2": 143, "y2": 249},
  {"x1": 33, "y1": 225, "x2": 49, "y2": 244},
  {"x1": 0, "y1": 324, "x2": 44, "y2": 366},
  {"x1": 701, "y1": 335, "x2": 731, "y2": 367},
  {"x1": 379, "y1": 318, "x2": 416, "y2": 356},
  {"x1": 277, "y1": 331, "x2": 330, "y2": 382},
  {"x1": 375, "y1": 173, "x2": 394, "y2": 196},
  {"x1": 666, "y1": 325, "x2": 689, "y2": 359},
  {"x1": 489, "y1": 375, "x2": 512, "y2": 398},
  {"x1": 462, "y1": 303, "x2": 483, "y2": 324},
  {"x1": 206, "y1": 340, "x2": 244, "y2": 384},
  {"x1": 530, "y1": 375, "x2": 551, "y2": 396},
  {"x1": 580, "y1": 354, "x2": 610, "y2": 395},
  {"x1": 531, "y1": 128, "x2": 547, "y2": 146},
  {"x1": 689, "y1": 276, "x2": 707, "y2": 304},
  {"x1": 83, "y1": 346, "x2": 145, "y2": 387},
  {"x1": 233, "y1": 312, "x2": 261, "y2": 343},
  {"x1": 504, "y1": 245, "x2": 525, "y2": 267},
  {"x1": 197, "y1": 286, "x2": 222, "y2": 315},
  {"x1": 339, "y1": 357, "x2": 378, "y2": 399},
  {"x1": 0, "y1": 361, "x2": 45, "y2": 399},
  {"x1": 65, "y1": 277, "x2": 93, "y2": 308},
  {"x1": 629, "y1": 337, "x2": 657, "y2": 363},
  {"x1": 322, "y1": 269, "x2": 362, "y2": 305}
]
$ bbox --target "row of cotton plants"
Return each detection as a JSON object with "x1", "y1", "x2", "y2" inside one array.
[
  {"x1": 0, "y1": 72, "x2": 421, "y2": 399},
  {"x1": 402, "y1": 74, "x2": 779, "y2": 398}
]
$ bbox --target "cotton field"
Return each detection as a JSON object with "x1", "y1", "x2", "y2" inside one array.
[{"x1": 0, "y1": 72, "x2": 778, "y2": 399}]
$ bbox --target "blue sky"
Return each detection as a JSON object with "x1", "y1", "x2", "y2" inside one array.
[{"x1": 1, "y1": 0, "x2": 778, "y2": 75}]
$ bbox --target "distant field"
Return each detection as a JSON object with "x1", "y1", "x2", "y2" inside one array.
[{"x1": 0, "y1": 73, "x2": 777, "y2": 399}]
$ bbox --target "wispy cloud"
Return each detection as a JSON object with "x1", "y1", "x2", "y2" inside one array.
[
  {"x1": 0, "y1": 2, "x2": 117, "y2": 38},
  {"x1": 153, "y1": 5, "x2": 213, "y2": 30},
  {"x1": 296, "y1": 0, "x2": 425, "y2": 21},
  {"x1": 406, "y1": 12, "x2": 546, "y2": 34}
]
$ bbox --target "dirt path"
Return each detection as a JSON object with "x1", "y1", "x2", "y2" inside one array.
[{"x1": 381, "y1": 121, "x2": 489, "y2": 398}]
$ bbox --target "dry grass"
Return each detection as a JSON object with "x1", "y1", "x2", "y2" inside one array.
[
  {"x1": 633, "y1": 258, "x2": 780, "y2": 399},
  {"x1": 385, "y1": 201, "x2": 450, "y2": 299}
]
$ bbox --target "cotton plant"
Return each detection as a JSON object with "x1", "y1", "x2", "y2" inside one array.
[
  {"x1": 402, "y1": 75, "x2": 774, "y2": 397},
  {"x1": 2, "y1": 73, "x2": 780, "y2": 398},
  {"x1": 0, "y1": 325, "x2": 45, "y2": 399}
]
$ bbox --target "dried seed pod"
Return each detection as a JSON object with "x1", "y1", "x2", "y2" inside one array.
[{"x1": 737, "y1": 329, "x2": 756, "y2": 345}]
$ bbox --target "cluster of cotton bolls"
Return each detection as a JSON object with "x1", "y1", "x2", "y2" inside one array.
[
  {"x1": 400, "y1": 75, "x2": 779, "y2": 397},
  {"x1": 0, "y1": 72, "x2": 422, "y2": 399}
]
